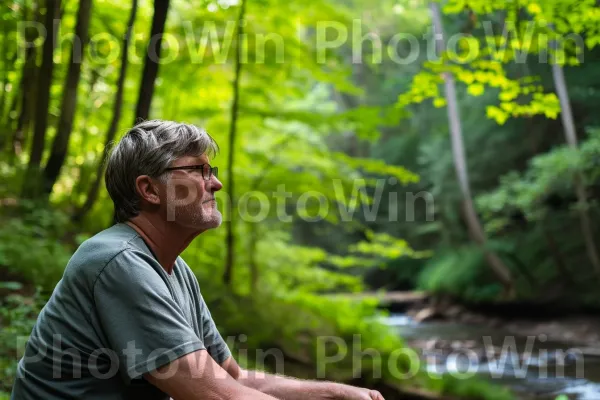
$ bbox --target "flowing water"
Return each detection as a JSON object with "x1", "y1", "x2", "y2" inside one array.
[{"x1": 382, "y1": 314, "x2": 600, "y2": 399}]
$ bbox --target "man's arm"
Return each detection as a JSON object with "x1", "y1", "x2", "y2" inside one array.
[
  {"x1": 221, "y1": 357, "x2": 384, "y2": 400},
  {"x1": 144, "y1": 350, "x2": 279, "y2": 400}
]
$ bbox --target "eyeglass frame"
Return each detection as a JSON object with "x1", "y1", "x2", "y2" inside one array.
[{"x1": 163, "y1": 164, "x2": 218, "y2": 181}]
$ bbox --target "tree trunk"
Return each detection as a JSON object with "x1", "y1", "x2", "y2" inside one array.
[
  {"x1": 42, "y1": 0, "x2": 93, "y2": 195},
  {"x1": 508, "y1": 17, "x2": 568, "y2": 285},
  {"x1": 22, "y1": 0, "x2": 61, "y2": 198},
  {"x1": 551, "y1": 56, "x2": 600, "y2": 277},
  {"x1": 133, "y1": 0, "x2": 170, "y2": 123},
  {"x1": 11, "y1": 0, "x2": 41, "y2": 160},
  {"x1": 73, "y1": 0, "x2": 138, "y2": 223},
  {"x1": 248, "y1": 222, "x2": 258, "y2": 293},
  {"x1": 5, "y1": 88, "x2": 20, "y2": 136},
  {"x1": 430, "y1": 2, "x2": 515, "y2": 296},
  {"x1": 71, "y1": 68, "x2": 101, "y2": 200},
  {"x1": 0, "y1": 30, "x2": 17, "y2": 129},
  {"x1": 223, "y1": 0, "x2": 247, "y2": 286}
]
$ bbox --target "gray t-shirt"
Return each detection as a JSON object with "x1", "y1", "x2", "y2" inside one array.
[{"x1": 11, "y1": 223, "x2": 231, "y2": 400}]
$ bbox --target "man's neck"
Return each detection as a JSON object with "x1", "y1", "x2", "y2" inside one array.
[{"x1": 125, "y1": 214, "x2": 199, "y2": 274}]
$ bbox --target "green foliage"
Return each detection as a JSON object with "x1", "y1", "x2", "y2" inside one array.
[
  {"x1": 0, "y1": 285, "x2": 46, "y2": 394},
  {"x1": 352, "y1": 233, "x2": 416, "y2": 258},
  {"x1": 396, "y1": 0, "x2": 600, "y2": 125},
  {"x1": 417, "y1": 246, "x2": 503, "y2": 302},
  {"x1": 437, "y1": 375, "x2": 515, "y2": 400},
  {"x1": 399, "y1": 62, "x2": 561, "y2": 125},
  {"x1": 0, "y1": 205, "x2": 72, "y2": 289},
  {"x1": 477, "y1": 129, "x2": 600, "y2": 231}
]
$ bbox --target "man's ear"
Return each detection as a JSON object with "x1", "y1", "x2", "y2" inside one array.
[{"x1": 135, "y1": 175, "x2": 161, "y2": 205}]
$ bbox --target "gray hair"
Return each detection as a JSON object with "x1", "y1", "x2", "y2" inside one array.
[{"x1": 105, "y1": 119, "x2": 219, "y2": 223}]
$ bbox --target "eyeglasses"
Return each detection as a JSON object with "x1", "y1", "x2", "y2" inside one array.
[{"x1": 163, "y1": 164, "x2": 218, "y2": 181}]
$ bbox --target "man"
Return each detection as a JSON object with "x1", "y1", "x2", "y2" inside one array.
[{"x1": 12, "y1": 120, "x2": 384, "y2": 400}]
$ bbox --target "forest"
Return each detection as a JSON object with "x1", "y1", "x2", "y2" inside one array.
[{"x1": 1, "y1": 0, "x2": 600, "y2": 399}]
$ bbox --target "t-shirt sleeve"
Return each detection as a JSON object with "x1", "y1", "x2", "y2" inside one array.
[
  {"x1": 93, "y1": 249, "x2": 205, "y2": 382},
  {"x1": 198, "y1": 295, "x2": 231, "y2": 365}
]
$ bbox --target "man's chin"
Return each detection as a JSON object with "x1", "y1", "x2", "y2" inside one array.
[
  {"x1": 208, "y1": 219, "x2": 222, "y2": 229},
  {"x1": 174, "y1": 211, "x2": 222, "y2": 231},
  {"x1": 205, "y1": 213, "x2": 222, "y2": 229}
]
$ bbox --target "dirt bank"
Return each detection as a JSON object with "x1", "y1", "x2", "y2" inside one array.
[{"x1": 405, "y1": 296, "x2": 600, "y2": 348}]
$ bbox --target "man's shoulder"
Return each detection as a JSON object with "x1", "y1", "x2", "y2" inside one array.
[{"x1": 65, "y1": 224, "x2": 147, "y2": 281}]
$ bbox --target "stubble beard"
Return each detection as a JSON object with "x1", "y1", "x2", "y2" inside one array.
[{"x1": 188, "y1": 202, "x2": 222, "y2": 230}]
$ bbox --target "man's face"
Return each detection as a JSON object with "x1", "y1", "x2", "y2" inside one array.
[{"x1": 159, "y1": 154, "x2": 223, "y2": 231}]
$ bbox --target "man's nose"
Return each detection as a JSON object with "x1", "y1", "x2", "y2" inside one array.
[{"x1": 208, "y1": 174, "x2": 223, "y2": 192}]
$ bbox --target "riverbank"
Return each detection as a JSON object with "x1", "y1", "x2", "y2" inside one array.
[
  {"x1": 404, "y1": 296, "x2": 600, "y2": 348},
  {"x1": 385, "y1": 296, "x2": 600, "y2": 400},
  {"x1": 383, "y1": 312, "x2": 600, "y2": 400}
]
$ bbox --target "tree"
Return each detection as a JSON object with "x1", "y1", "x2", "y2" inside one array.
[
  {"x1": 42, "y1": 0, "x2": 93, "y2": 195},
  {"x1": 133, "y1": 0, "x2": 170, "y2": 122},
  {"x1": 0, "y1": 16, "x2": 18, "y2": 130},
  {"x1": 10, "y1": 0, "x2": 41, "y2": 159},
  {"x1": 429, "y1": 1, "x2": 515, "y2": 296},
  {"x1": 22, "y1": 0, "x2": 61, "y2": 198},
  {"x1": 550, "y1": 47, "x2": 600, "y2": 277},
  {"x1": 73, "y1": 0, "x2": 139, "y2": 222},
  {"x1": 223, "y1": 0, "x2": 247, "y2": 286}
]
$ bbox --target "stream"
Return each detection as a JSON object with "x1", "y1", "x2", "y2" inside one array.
[{"x1": 382, "y1": 314, "x2": 600, "y2": 399}]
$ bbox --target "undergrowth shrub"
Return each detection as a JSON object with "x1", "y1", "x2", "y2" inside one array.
[
  {"x1": 0, "y1": 203, "x2": 72, "y2": 290},
  {"x1": 0, "y1": 283, "x2": 46, "y2": 395},
  {"x1": 417, "y1": 246, "x2": 503, "y2": 302}
]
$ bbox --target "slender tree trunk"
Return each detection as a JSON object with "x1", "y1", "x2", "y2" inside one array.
[
  {"x1": 6, "y1": 89, "x2": 20, "y2": 136},
  {"x1": 73, "y1": 0, "x2": 138, "y2": 223},
  {"x1": 42, "y1": 0, "x2": 93, "y2": 195},
  {"x1": 0, "y1": 32, "x2": 17, "y2": 129},
  {"x1": 430, "y1": 2, "x2": 515, "y2": 296},
  {"x1": 133, "y1": 0, "x2": 170, "y2": 123},
  {"x1": 551, "y1": 55, "x2": 600, "y2": 277},
  {"x1": 507, "y1": 19, "x2": 568, "y2": 284},
  {"x1": 22, "y1": 0, "x2": 61, "y2": 198},
  {"x1": 72, "y1": 68, "x2": 101, "y2": 200},
  {"x1": 248, "y1": 222, "x2": 258, "y2": 293},
  {"x1": 223, "y1": 0, "x2": 247, "y2": 286},
  {"x1": 515, "y1": 61, "x2": 571, "y2": 283},
  {"x1": 11, "y1": 0, "x2": 41, "y2": 160},
  {"x1": 241, "y1": 141, "x2": 292, "y2": 291}
]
